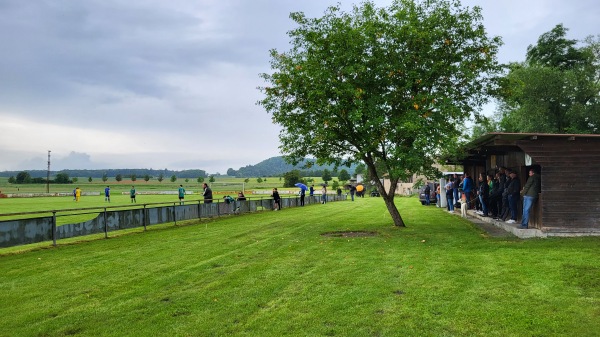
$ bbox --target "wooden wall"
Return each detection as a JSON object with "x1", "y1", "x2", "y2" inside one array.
[{"x1": 518, "y1": 137, "x2": 600, "y2": 231}]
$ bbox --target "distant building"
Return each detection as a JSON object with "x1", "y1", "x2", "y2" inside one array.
[{"x1": 381, "y1": 165, "x2": 463, "y2": 196}]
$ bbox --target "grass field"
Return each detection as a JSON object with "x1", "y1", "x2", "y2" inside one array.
[
  {"x1": 1, "y1": 197, "x2": 599, "y2": 336},
  {"x1": 0, "y1": 176, "x2": 332, "y2": 196},
  {"x1": 0, "y1": 176, "x2": 340, "y2": 223}
]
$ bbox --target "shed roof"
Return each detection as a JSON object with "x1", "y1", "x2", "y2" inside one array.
[
  {"x1": 453, "y1": 132, "x2": 600, "y2": 164},
  {"x1": 467, "y1": 132, "x2": 600, "y2": 147}
]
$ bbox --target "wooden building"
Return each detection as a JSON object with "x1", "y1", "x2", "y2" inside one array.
[{"x1": 454, "y1": 133, "x2": 600, "y2": 235}]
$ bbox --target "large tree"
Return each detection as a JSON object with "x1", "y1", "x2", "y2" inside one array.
[
  {"x1": 258, "y1": 0, "x2": 501, "y2": 226},
  {"x1": 16, "y1": 171, "x2": 32, "y2": 184},
  {"x1": 54, "y1": 172, "x2": 70, "y2": 184},
  {"x1": 338, "y1": 169, "x2": 351, "y2": 182},
  {"x1": 322, "y1": 169, "x2": 332, "y2": 184},
  {"x1": 495, "y1": 25, "x2": 599, "y2": 134},
  {"x1": 283, "y1": 170, "x2": 302, "y2": 187}
]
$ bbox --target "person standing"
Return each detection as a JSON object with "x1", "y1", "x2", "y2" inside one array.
[
  {"x1": 299, "y1": 187, "x2": 305, "y2": 206},
  {"x1": 349, "y1": 184, "x2": 356, "y2": 201},
  {"x1": 505, "y1": 171, "x2": 521, "y2": 224},
  {"x1": 477, "y1": 173, "x2": 489, "y2": 217},
  {"x1": 272, "y1": 188, "x2": 281, "y2": 210},
  {"x1": 499, "y1": 169, "x2": 512, "y2": 221},
  {"x1": 445, "y1": 179, "x2": 454, "y2": 212},
  {"x1": 519, "y1": 169, "x2": 541, "y2": 229},
  {"x1": 178, "y1": 184, "x2": 185, "y2": 205},
  {"x1": 130, "y1": 186, "x2": 136, "y2": 203},
  {"x1": 321, "y1": 185, "x2": 327, "y2": 204},
  {"x1": 202, "y1": 183, "x2": 213, "y2": 204},
  {"x1": 453, "y1": 174, "x2": 461, "y2": 204},
  {"x1": 104, "y1": 186, "x2": 110, "y2": 202},
  {"x1": 75, "y1": 187, "x2": 81, "y2": 202},
  {"x1": 309, "y1": 185, "x2": 314, "y2": 197},
  {"x1": 424, "y1": 183, "x2": 431, "y2": 206},
  {"x1": 494, "y1": 168, "x2": 507, "y2": 220},
  {"x1": 462, "y1": 173, "x2": 473, "y2": 209},
  {"x1": 488, "y1": 174, "x2": 500, "y2": 218},
  {"x1": 357, "y1": 184, "x2": 365, "y2": 198}
]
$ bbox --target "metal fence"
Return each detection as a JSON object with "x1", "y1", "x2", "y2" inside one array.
[{"x1": 0, "y1": 194, "x2": 346, "y2": 248}]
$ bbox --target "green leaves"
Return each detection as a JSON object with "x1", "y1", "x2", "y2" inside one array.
[
  {"x1": 258, "y1": 0, "x2": 502, "y2": 225},
  {"x1": 497, "y1": 25, "x2": 599, "y2": 134}
]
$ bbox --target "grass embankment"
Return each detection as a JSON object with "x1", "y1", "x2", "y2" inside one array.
[{"x1": 1, "y1": 197, "x2": 599, "y2": 336}]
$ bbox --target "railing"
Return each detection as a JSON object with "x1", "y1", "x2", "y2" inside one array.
[{"x1": 0, "y1": 195, "x2": 346, "y2": 249}]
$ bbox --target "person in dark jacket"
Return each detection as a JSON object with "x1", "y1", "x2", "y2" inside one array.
[
  {"x1": 488, "y1": 174, "x2": 500, "y2": 217},
  {"x1": 453, "y1": 174, "x2": 461, "y2": 205},
  {"x1": 202, "y1": 183, "x2": 213, "y2": 204},
  {"x1": 445, "y1": 179, "x2": 454, "y2": 212},
  {"x1": 494, "y1": 168, "x2": 507, "y2": 219},
  {"x1": 272, "y1": 188, "x2": 281, "y2": 210},
  {"x1": 477, "y1": 173, "x2": 489, "y2": 217},
  {"x1": 519, "y1": 169, "x2": 541, "y2": 229},
  {"x1": 236, "y1": 191, "x2": 246, "y2": 201},
  {"x1": 498, "y1": 168, "x2": 511, "y2": 221},
  {"x1": 505, "y1": 171, "x2": 521, "y2": 224}
]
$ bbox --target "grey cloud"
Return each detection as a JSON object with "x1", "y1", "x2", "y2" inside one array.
[
  {"x1": 54, "y1": 151, "x2": 95, "y2": 170},
  {"x1": 1, "y1": 0, "x2": 598, "y2": 174}
]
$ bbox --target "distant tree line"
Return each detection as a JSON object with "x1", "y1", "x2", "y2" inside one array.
[
  {"x1": 0, "y1": 169, "x2": 207, "y2": 180},
  {"x1": 7, "y1": 171, "x2": 73, "y2": 184},
  {"x1": 1, "y1": 156, "x2": 360, "y2": 181},
  {"x1": 282, "y1": 167, "x2": 356, "y2": 188}
]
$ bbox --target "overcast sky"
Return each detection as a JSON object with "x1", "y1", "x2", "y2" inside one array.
[{"x1": 0, "y1": 0, "x2": 597, "y2": 174}]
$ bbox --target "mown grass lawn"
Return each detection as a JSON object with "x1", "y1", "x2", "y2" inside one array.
[{"x1": 1, "y1": 197, "x2": 599, "y2": 336}]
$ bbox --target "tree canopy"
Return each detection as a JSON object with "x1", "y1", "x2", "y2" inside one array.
[
  {"x1": 283, "y1": 170, "x2": 302, "y2": 187},
  {"x1": 526, "y1": 24, "x2": 586, "y2": 71},
  {"x1": 55, "y1": 173, "x2": 70, "y2": 184},
  {"x1": 16, "y1": 171, "x2": 32, "y2": 184},
  {"x1": 322, "y1": 169, "x2": 332, "y2": 183},
  {"x1": 258, "y1": 0, "x2": 501, "y2": 226},
  {"x1": 338, "y1": 169, "x2": 351, "y2": 182},
  {"x1": 494, "y1": 25, "x2": 599, "y2": 134}
]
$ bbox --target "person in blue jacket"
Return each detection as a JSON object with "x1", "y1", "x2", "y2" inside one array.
[{"x1": 461, "y1": 172, "x2": 473, "y2": 209}]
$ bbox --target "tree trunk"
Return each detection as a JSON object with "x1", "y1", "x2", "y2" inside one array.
[
  {"x1": 383, "y1": 194, "x2": 406, "y2": 227},
  {"x1": 363, "y1": 158, "x2": 406, "y2": 227}
]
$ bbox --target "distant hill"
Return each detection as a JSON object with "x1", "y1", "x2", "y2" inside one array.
[
  {"x1": 226, "y1": 156, "x2": 356, "y2": 178},
  {"x1": 0, "y1": 156, "x2": 355, "y2": 179}
]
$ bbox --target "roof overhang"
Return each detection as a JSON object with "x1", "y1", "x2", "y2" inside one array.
[{"x1": 448, "y1": 132, "x2": 600, "y2": 165}]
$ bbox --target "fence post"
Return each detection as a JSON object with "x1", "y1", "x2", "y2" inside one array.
[
  {"x1": 52, "y1": 211, "x2": 57, "y2": 246},
  {"x1": 173, "y1": 203, "x2": 177, "y2": 226},
  {"x1": 197, "y1": 201, "x2": 202, "y2": 221},
  {"x1": 104, "y1": 208, "x2": 108, "y2": 239},
  {"x1": 143, "y1": 205, "x2": 147, "y2": 231}
]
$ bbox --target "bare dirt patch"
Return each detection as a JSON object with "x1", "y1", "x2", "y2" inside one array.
[{"x1": 321, "y1": 231, "x2": 378, "y2": 238}]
